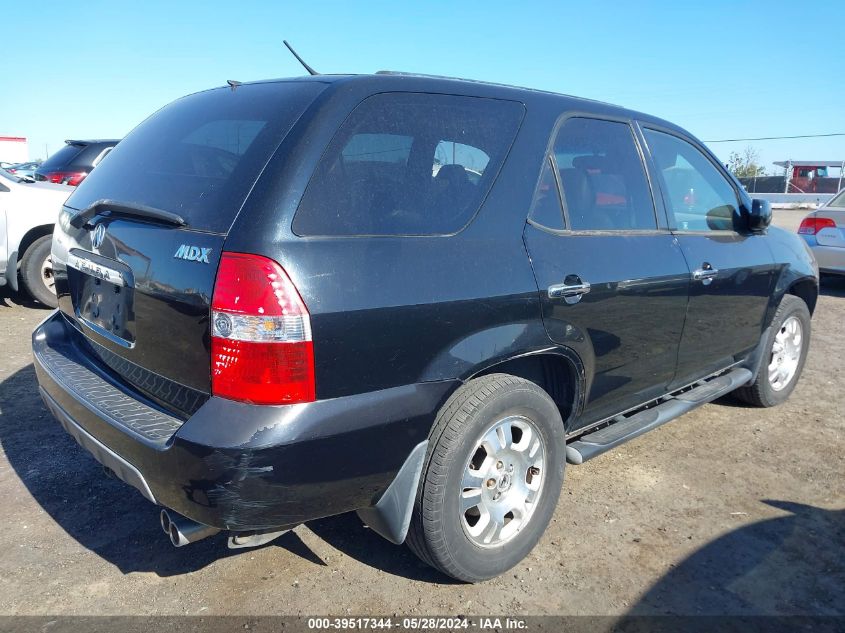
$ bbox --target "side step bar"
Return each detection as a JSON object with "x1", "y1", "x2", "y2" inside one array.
[{"x1": 566, "y1": 368, "x2": 752, "y2": 465}]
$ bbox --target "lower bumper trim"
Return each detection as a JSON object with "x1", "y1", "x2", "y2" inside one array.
[{"x1": 39, "y1": 386, "x2": 157, "y2": 504}]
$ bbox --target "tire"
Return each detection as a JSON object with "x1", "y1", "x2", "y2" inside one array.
[
  {"x1": 406, "y1": 374, "x2": 566, "y2": 582},
  {"x1": 734, "y1": 294, "x2": 811, "y2": 407},
  {"x1": 20, "y1": 235, "x2": 58, "y2": 308}
]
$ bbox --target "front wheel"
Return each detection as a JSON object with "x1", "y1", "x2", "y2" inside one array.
[
  {"x1": 734, "y1": 294, "x2": 811, "y2": 407},
  {"x1": 406, "y1": 374, "x2": 565, "y2": 582}
]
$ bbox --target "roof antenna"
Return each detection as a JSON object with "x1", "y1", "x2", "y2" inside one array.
[
  {"x1": 227, "y1": 79, "x2": 242, "y2": 91},
  {"x1": 283, "y1": 40, "x2": 319, "y2": 75}
]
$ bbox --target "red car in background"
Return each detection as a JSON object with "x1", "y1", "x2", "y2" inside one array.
[{"x1": 34, "y1": 139, "x2": 119, "y2": 186}]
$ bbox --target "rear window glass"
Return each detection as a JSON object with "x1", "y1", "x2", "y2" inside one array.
[
  {"x1": 292, "y1": 93, "x2": 524, "y2": 236},
  {"x1": 39, "y1": 144, "x2": 84, "y2": 171},
  {"x1": 65, "y1": 82, "x2": 326, "y2": 233},
  {"x1": 65, "y1": 143, "x2": 117, "y2": 169}
]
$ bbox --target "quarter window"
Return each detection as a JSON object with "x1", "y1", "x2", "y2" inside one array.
[
  {"x1": 643, "y1": 129, "x2": 740, "y2": 232},
  {"x1": 293, "y1": 93, "x2": 524, "y2": 236},
  {"x1": 434, "y1": 141, "x2": 490, "y2": 184},
  {"x1": 342, "y1": 134, "x2": 413, "y2": 164},
  {"x1": 553, "y1": 118, "x2": 656, "y2": 231},
  {"x1": 529, "y1": 157, "x2": 565, "y2": 230}
]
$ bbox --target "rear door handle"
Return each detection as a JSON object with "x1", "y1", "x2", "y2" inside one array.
[
  {"x1": 692, "y1": 264, "x2": 719, "y2": 285},
  {"x1": 548, "y1": 280, "x2": 591, "y2": 304}
]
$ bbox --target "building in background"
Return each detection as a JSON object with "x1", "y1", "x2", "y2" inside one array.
[{"x1": 0, "y1": 136, "x2": 28, "y2": 164}]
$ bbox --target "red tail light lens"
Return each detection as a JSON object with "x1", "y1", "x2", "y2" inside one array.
[
  {"x1": 45, "y1": 171, "x2": 88, "y2": 186},
  {"x1": 798, "y1": 216, "x2": 836, "y2": 235},
  {"x1": 211, "y1": 252, "x2": 315, "y2": 405}
]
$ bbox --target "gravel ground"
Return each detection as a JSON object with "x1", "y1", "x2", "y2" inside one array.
[{"x1": 0, "y1": 211, "x2": 841, "y2": 616}]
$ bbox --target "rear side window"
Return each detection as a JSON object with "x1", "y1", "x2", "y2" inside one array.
[
  {"x1": 65, "y1": 82, "x2": 326, "y2": 234},
  {"x1": 293, "y1": 93, "x2": 524, "y2": 236},
  {"x1": 553, "y1": 118, "x2": 656, "y2": 231}
]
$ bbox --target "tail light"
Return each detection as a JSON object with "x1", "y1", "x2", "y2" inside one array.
[
  {"x1": 45, "y1": 171, "x2": 88, "y2": 186},
  {"x1": 211, "y1": 252, "x2": 315, "y2": 405},
  {"x1": 798, "y1": 216, "x2": 836, "y2": 235}
]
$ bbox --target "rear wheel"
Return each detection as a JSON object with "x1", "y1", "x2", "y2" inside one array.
[
  {"x1": 734, "y1": 295, "x2": 811, "y2": 407},
  {"x1": 20, "y1": 235, "x2": 58, "y2": 308},
  {"x1": 406, "y1": 374, "x2": 565, "y2": 582}
]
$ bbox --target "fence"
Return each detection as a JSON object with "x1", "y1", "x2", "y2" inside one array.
[{"x1": 739, "y1": 176, "x2": 844, "y2": 195}]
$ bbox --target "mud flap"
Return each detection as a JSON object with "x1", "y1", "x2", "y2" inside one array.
[{"x1": 356, "y1": 440, "x2": 428, "y2": 545}]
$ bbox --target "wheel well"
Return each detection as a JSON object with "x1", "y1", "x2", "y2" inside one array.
[
  {"x1": 788, "y1": 279, "x2": 818, "y2": 315},
  {"x1": 475, "y1": 353, "x2": 579, "y2": 430},
  {"x1": 16, "y1": 225, "x2": 54, "y2": 262}
]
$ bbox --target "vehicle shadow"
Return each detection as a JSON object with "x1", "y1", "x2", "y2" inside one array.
[
  {"x1": 0, "y1": 364, "x2": 246, "y2": 576},
  {"x1": 0, "y1": 363, "x2": 448, "y2": 581},
  {"x1": 819, "y1": 274, "x2": 845, "y2": 298},
  {"x1": 305, "y1": 513, "x2": 459, "y2": 584},
  {"x1": 0, "y1": 285, "x2": 51, "y2": 310},
  {"x1": 623, "y1": 500, "x2": 844, "y2": 617}
]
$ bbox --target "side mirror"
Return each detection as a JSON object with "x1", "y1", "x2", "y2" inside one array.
[{"x1": 747, "y1": 198, "x2": 772, "y2": 233}]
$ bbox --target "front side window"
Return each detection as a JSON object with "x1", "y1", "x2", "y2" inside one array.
[
  {"x1": 553, "y1": 117, "x2": 656, "y2": 231},
  {"x1": 643, "y1": 129, "x2": 740, "y2": 232},
  {"x1": 293, "y1": 93, "x2": 524, "y2": 236}
]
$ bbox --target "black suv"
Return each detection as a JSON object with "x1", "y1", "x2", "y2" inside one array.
[
  {"x1": 34, "y1": 139, "x2": 119, "y2": 186},
  {"x1": 33, "y1": 74, "x2": 818, "y2": 582}
]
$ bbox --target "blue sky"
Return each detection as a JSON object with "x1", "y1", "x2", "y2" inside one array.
[{"x1": 3, "y1": 0, "x2": 844, "y2": 173}]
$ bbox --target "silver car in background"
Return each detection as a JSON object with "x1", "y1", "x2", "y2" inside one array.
[
  {"x1": 3, "y1": 161, "x2": 41, "y2": 180},
  {"x1": 798, "y1": 189, "x2": 845, "y2": 275}
]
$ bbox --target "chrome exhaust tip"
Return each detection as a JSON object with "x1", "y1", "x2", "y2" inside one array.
[
  {"x1": 159, "y1": 509, "x2": 172, "y2": 536},
  {"x1": 160, "y1": 509, "x2": 219, "y2": 547}
]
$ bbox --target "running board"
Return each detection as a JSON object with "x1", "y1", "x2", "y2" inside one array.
[{"x1": 566, "y1": 368, "x2": 752, "y2": 465}]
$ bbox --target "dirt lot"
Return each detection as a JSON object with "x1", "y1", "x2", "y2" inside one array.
[{"x1": 0, "y1": 210, "x2": 842, "y2": 617}]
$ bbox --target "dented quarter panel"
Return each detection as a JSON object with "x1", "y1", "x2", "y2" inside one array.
[{"x1": 33, "y1": 309, "x2": 457, "y2": 530}]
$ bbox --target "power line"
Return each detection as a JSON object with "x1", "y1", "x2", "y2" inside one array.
[{"x1": 706, "y1": 132, "x2": 845, "y2": 143}]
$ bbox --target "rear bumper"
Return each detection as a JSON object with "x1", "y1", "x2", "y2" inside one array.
[
  {"x1": 804, "y1": 239, "x2": 845, "y2": 274},
  {"x1": 33, "y1": 311, "x2": 454, "y2": 531}
]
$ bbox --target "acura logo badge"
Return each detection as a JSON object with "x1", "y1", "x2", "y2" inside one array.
[{"x1": 92, "y1": 224, "x2": 106, "y2": 249}]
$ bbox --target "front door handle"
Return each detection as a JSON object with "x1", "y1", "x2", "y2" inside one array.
[
  {"x1": 548, "y1": 280, "x2": 591, "y2": 304},
  {"x1": 692, "y1": 263, "x2": 719, "y2": 286}
]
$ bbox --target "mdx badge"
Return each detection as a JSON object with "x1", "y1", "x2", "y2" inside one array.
[{"x1": 174, "y1": 245, "x2": 212, "y2": 263}]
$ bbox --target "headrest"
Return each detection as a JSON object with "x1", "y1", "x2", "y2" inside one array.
[
  {"x1": 558, "y1": 168, "x2": 593, "y2": 215},
  {"x1": 435, "y1": 164, "x2": 469, "y2": 186},
  {"x1": 572, "y1": 154, "x2": 622, "y2": 173}
]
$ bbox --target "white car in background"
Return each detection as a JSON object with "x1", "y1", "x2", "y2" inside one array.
[
  {"x1": 0, "y1": 169, "x2": 73, "y2": 306},
  {"x1": 798, "y1": 188, "x2": 845, "y2": 276}
]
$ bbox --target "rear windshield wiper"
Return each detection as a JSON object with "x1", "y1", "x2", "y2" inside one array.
[{"x1": 70, "y1": 199, "x2": 187, "y2": 229}]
